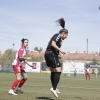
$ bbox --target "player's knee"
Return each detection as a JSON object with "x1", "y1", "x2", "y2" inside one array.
[
  {"x1": 21, "y1": 72, "x2": 28, "y2": 80},
  {"x1": 24, "y1": 77, "x2": 28, "y2": 81},
  {"x1": 16, "y1": 73, "x2": 22, "y2": 80},
  {"x1": 55, "y1": 67, "x2": 62, "y2": 72},
  {"x1": 17, "y1": 76, "x2": 22, "y2": 80},
  {"x1": 23, "y1": 75, "x2": 28, "y2": 80}
]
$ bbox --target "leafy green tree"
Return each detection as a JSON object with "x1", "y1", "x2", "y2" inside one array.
[
  {"x1": 0, "y1": 49, "x2": 16, "y2": 67},
  {"x1": 31, "y1": 55, "x2": 40, "y2": 62},
  {"x1": 34, "y1": 47, "x2": 43, "y2": 52},
  {"x1": 91, "y1": 58, "x2": 99, "y2": 65},
  {"x1": 34, "y1": 47, "x2": 39, "y2": 51},
  {"x1": 39, "y1": 47, "x2": 43, "y2": 53}
]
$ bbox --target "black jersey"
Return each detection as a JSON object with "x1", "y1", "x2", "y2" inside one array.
[{"x1": 46, "y1": 33, "x2": 62, "y2": 55}]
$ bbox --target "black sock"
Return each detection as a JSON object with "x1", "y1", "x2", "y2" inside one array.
[
  {"x1": 50, "y1": 72, "x2": 55, "y2": 88},
  {"x1": 53, "y1": 72, "x2": 61, "y2": 90}
]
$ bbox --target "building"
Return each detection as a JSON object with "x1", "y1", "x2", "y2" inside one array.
[
  {"x1": 65, "y1": 52, "x2": 100, "y2": 63},
  {"x1": 27, "y1": 51, "x2": 100, "y2": 63}
]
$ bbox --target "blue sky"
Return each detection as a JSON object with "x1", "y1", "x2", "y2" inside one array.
[{"x1": 0, "y1": 0, "x2": 100, "y2": 53}]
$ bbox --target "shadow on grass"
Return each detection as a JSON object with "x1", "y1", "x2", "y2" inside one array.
[
  {"x1": 74, "y1": 97, "x2": 82, "y2": 99},
  {"x1": 36, "y1": 97, "x2": 57, "y2": 100}
]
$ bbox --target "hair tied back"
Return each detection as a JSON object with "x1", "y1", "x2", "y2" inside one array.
[{"x1": 56, "y1": 18, "x2": 65, "y2": 29}]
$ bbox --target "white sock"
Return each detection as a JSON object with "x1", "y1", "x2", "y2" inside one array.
[
  {"x1": 18, "y1": 87, "x2": 20, "y2": 89},
  {"x1": 10, "y1": 89, "x2": 13, "y2": 91}
]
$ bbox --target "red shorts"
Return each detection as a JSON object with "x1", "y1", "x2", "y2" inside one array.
[
  {"x1": 86, "y1": 72, "x2": 90, "y2": 77},
  {"x1": 13, "y1": 64, "x2": 25, "y2": 74}
]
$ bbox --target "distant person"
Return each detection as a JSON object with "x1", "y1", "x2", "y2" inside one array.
[
  {"x1": 0, "y1": 65, "x2": 2, "y2": 72},
  {"x1": 8, "y1": 38, "x2": 35, "y2": 95},
  {"x1": 74, "y1": 69, "x2": 77, "y2": 78},
  {"x1": 86, "y1": 66, "x2": 90, "y2": 80},
  {"x1": 44, "y1": 18, "x2": 68, "y2": 98}
]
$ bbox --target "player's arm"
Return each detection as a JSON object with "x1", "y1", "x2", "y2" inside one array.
[
  {"x1": 24, "y1": 60, "x2": 33, "y2": 67},
  {"x1": 24, "y1": 60, "x2": 36, "y2": 69},
  {"x1": 18, "y1": 49, "x2": 31, "y2": 61},
  {"x1": 58, "y1": 52, "x2": 62, "y2": 59},
  {"x1": 51, "y1": 41, "x2": 66, "y2": 54},
  {"x1": 20, "y1": 57, "x2": 31, "y2": 60},
  {"x1": 51, "y1": 34, "x2": 66, "y2": 54},
  {"x1": 58, "y1": 55, "x2": 61, "y2": 59}
]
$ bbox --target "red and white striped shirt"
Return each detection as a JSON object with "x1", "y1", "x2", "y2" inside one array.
[
  {"x1": 12, "y1": 46, "x2": 26, "y2": 67},
  {"x1": 86, "y1": 68, "x2": 90, "y2": 74}
]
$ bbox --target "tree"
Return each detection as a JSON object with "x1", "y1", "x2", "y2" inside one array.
[
  {"x1": 34, "y1": 47, "x2": 39, "y2": 51},
  {"x1": 34, "y1": 47, "x2": 43, "y2": 52},
  {"x1": 0, "y1": 49, "x2": 16, "y2": 67},
  {"x1": 39, "y1": 47, "x2": 43, "y2": 53},
  {"x1": 31, "y1": 55, "x2": 40, "y2": 62},
  {"x1": 91, "y1": 58, "x2": 99, "y2": 65}
]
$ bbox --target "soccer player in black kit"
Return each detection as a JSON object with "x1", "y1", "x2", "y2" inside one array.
[{"x1": 44, "y1": 18, "x2": 68, "y2": 98}]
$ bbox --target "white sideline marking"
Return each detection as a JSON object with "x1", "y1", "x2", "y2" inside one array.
[{"x1": 0, "y1": 83, "x2": 100, "y2": 90}]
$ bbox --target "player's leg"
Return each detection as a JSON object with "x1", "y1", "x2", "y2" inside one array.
[
  {"x1": 16, "y1": 67, "x2": 28, "y2": 92},
  {"x1": 86, "y1": 73, "x2": 87, "y2": 80},
  {"x1": 50, "y1": 70, "x2": 55, "y2": 89},
  {"x1": 45, "y1": 52, "x2": 59, "y2": 97},
  {"x1": 87, "y1": 73, "x2": 89, "y2": 80},
  {"x1": 49, "y1": 67, "x2": 60, "y2": 95},
  {"x1": 53, "y1": 67, "x2": 61, "y2": 91},
  {"x1": 45, "y1": 52, "x2": 55, "y2": 90},
  {"x1": 49, "y1": 58, "x2": 61, "y2": 97},
  {"x1": 16, "y1": 72, "x2": 28, "y2": 93},
  {"x1": 8, "y1": 65, "x2": 22, "y2": 95},
  {"x1": 53, "y1": 57, "x2": 61, "y2": 91},
  {"x1": 87, "y1": 73, "x2": 90, "y2": 80},
  {"x1": 49, "y1": 67, "x2": 58, "y2": 97},
  {"x1": 50, "y1": 67, "x2": 61, "y2": 97},
  {"x1": 8, "y1": 73, "x2": 22, "y2": 95},
  {"x1": 19, "y1": 72, "x2": 28, "y2": 88},
  {"x1": 11, "y1": 73, "x2": 22, "y2": 89},
  {"x1": 89, "y1": 74, "x2": 90, "y2": 80}
]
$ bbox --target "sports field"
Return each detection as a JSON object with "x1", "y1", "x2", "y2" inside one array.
[{"x1": 0, "y1": 72, "x2": 100, "y2": 100}]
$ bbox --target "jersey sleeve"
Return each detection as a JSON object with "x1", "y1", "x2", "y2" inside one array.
[
  {"x1": 18, "y1": 48, "x2": 24, "y2": 58},
  {"x1": 52, "y1": 34, "x2": 61, "y2": 43}
]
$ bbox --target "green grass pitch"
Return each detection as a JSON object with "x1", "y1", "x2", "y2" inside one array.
[{"x1": 0, "y1": 72, "x2": 100, "y2": 100}]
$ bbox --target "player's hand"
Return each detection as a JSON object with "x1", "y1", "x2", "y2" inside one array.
[
  {"x1": 58, "y1": 55, "x2": 61, "y2": 59},
  {"x1": 60, "y1": 50, "x2": 66, "y2": 54},
  {"x1": 30, "y1": 65, "x2": 36, "y2": 69},
  {"x1": 27, "y1": 57, "x2": 31, "y2": 60}
]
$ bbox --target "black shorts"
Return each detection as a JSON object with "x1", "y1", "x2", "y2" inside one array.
[{"x1": 44, "y1": 51, "x2": 61, "y2": 68}]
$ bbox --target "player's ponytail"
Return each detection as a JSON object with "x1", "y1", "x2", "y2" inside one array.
[
  {"x1": 56, "y1": 18, "x2": 68, "y2": 34},
  {"x1": 56, "y1": 18, "x2": 65, "y2": 29}
]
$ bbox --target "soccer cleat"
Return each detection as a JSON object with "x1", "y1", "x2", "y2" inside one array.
[
  {"x1": 8, "y1": 90, "x2": 18, "y2": 95},
  {"x1": 50, "y1": 88, "x2": 58, "y2": 98},
  {"x1": 50, "y1": 88, "x2": 60, "y2": 94},
  {"x1": 56, "y1": 88, "x2": 60, "y2": 94},
  {"x1": 15, "y1": 88, "x2": 24, "y2": 93}
]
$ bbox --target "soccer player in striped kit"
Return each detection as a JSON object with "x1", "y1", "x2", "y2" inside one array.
[
  {"x1": 86, "y1": 66, "x2": 90, "y2": 80},
  {"x1": 8, "y1": 38, "x2": 35, "y2": 95},
  {"x1": 45, "y1": 18, "x2": 68, "y2": 98}
]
